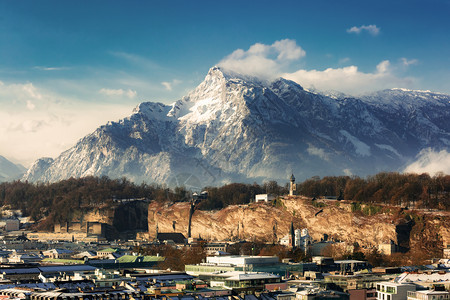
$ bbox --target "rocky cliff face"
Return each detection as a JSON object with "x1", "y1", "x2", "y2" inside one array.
[
  {"x1": 147, "y1": 197, "x2": 449, "y2": 252},
  {"x1": 72, "y1": 200, "x2": 149, "y2": 239}
]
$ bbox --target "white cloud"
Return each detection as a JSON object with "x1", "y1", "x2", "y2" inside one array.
[
  {"x1": 338, "y1": 57, "x2": 351, "y2": 65},
  {"x1": 403, "y1": 148, "x2": 450, "y2": 176},
  {"x1": 0, "y1": 81, "x2": 132, "y2": 167},
  {"x1": 376, "y1": 60, "x2": 390, "y2": 73},
  {"x1": 99, "y1": 88, "x2": 137, "y2": 98},
  {"x1": 343, "y1": 169, "x2": 353, "y2": 176},
  {"x1": 110, "y1": 51, "x2": 164, "y2": 71},
  {"x1": 34, "y1": 66, "x2": 69, "y2": 71},
  {"x1": 26, "y1": 100, "x2": 35, "y2": 110},
  {"x1": 282, "y1": 60, "x2": 415, "y2": 95},
  {"x1": 161, "y1": 82, "x2": 172, "y2": 91},
  {"x1": 307, "y1": 145, "x2": 330, "y2": 161},
  {"x1": 161, "y1": 79, "x2": 182, "y2": 91},
  {"x1": 218, "y1": 39, "x2": 416, "y2": 95},
  {"x1": 401, "y1": 57, "x2": 418, "y2": 66},
  {"x1": 347, "y1": 24, "x2": 380, "y2": 36},
  {"x1": 218, "y1": 39, "x2": 306, "y2": 78}
]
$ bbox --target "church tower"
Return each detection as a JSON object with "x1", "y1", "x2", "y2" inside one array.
[
  {"x1": 289, "y1": 221, "x2": 295, "y2": 248},
  {"x1": 289, "y1": 174, "x2": 296, "y2": 196}
]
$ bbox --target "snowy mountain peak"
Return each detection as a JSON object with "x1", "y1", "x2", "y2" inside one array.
[
  {"x1": 207, "y1": 66, "x2": 267, "y2": 86},
  {"x1": 132, "y1": 102, "x2": 172, "y2": 121},
  {"x1": 22, "y1": 67, "x2": 450, "y2": 185},
  {"x1": 22, "y1": 157, "x2": 53, "y2": 182}
]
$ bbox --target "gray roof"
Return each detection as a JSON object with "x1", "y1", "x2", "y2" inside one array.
[
  {"x1": 39, "y1": 265, "x2": 97, "y2": 273},
  {"x1": 0, "y1": 268, "x2": 40, "y2": 274}
]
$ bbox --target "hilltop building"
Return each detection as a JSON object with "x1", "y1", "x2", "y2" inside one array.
[
  {"x1": 255, "y1": 194, "x2": 276, "y2": 203},
  {"x1": 289, "y1": 174, "x2": 296, "y2": 196}
]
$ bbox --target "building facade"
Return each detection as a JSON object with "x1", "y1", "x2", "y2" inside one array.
[{"x1": 376, "y1": 282, "x2": 416, "y2": 300}]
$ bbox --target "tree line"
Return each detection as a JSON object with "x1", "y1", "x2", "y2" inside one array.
[
  {"x1": 297, "y1": 172, "x2": 449, "y2": 210},
  {"x1": 0, "y1": 177, "x2": 157, "y2": 224}
]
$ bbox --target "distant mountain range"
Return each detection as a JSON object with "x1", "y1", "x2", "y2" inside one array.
[
  {"x1": 22, "y1": 67, "x2": 450, "y2": 186},
  {"x1": 0, "y1": 156, "x2": 26, "y2": 182}
]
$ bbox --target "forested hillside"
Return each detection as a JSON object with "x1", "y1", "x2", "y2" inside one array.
[{"x1": 297, "y1": 172, "x2": 449, "y2": 210}]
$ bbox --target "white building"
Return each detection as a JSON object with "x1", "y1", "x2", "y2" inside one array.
[
  {"x1": 280, "y1": 235, "x2": 290, "y2": 246},
  {"x1": 376, "y1": 282, "x2": 416, "y2": 300},
  {"x1": 396, "y1": 271, "x2": 450, "y2": 289},
  {"x1": 255, "y1": 194, "x2": 276, "y2": 203},
  {"x1": 407, "y1": 290, "x2": 450, "y2": 300},
  {"x1": 280, "y1": 228, "x2": 312, "y2": 250},
  {"x1": 295, "y1": 228, "x2": 312, "y2": 250},
  {"x1": 206, "y1": 255, "x2": 278, "y2": 266},
  {"x1": 43, "y1": 249, "x2": 73, "y2": 259}
]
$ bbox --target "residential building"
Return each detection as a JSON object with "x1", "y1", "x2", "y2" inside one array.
[
  {"x1": 72, "y1": 251, "x2": 97, "y2": 260},
  {"x1": 8, "y1": 252, "x2": 43, "y2": 264},
  {"x1": 324, "y1": 274, "x2": 388, "y2": 292},
  {"x1": 349, "y1": 288, "x2": 377, "y2": 300},
  {"x1": 280, "y1": 235, "x2": 290, "y2": 246},
  {"x1": 396, "y1": 271, "x2": 450, "y2": 290},
  {"x1": 5, "y1": 219, "x2": 20, "y2": 231},
  {"x1": 43, "y1": 249, "x2": 73, "y2": 259},
  {"x1": 376, "y1": 282, "x2": 416, "y2": 300},
  {"x1": 296, "y1": 288, "x2": 350, "y2": 300},
  {"x1": 96, "y1": 247, "x2": 121, "y2": 259},
  {"x1": 407, "y1": 290, "x2": 450, "y2": 300},
  {"x1": 204, "y1": 243, "x2": 228, "y2": 255}
]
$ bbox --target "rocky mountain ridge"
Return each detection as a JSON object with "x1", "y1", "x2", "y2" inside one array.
[{"x1": 23, "y1": 67, "x2": 450, "y2": 185}]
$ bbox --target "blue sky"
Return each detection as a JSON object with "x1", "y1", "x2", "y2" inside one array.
[{"x1": 1, "y1": 0, "x2": 449, "y2": 166}]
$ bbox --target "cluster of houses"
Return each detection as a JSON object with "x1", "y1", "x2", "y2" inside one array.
[{"x1": 0, "y1": 251, "x2": 448, "y2": 300}]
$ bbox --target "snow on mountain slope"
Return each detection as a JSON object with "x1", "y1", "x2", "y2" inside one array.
[
  {"x1": 23, "y1": 67, "x2": 450, "y2": 185},
  {"x1": 0, "y1": 155, "x2": 27, "y2": 182}
]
